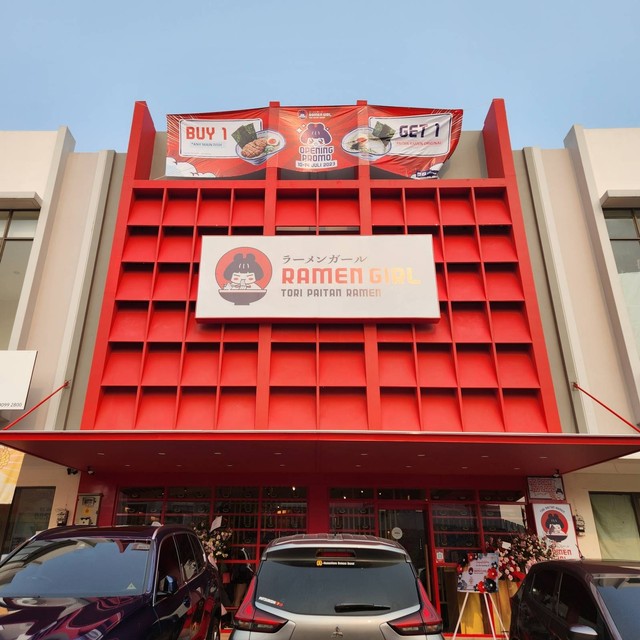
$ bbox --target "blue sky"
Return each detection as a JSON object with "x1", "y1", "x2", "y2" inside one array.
[{"x1": 3, "y1": 0, "x2": 638, "y2": 153}]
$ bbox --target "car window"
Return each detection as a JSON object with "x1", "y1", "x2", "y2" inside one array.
[
  {"x1": 255, "y1": 553, "x2": 419, "y2": 615},
  {"x1": 596, "y1": 575, "x2": 640, "y2": 640},
  {"x1": 557, "y1": 572, "x2": 598, "y2": 627},
  {"x1": 188, "y1": 533, "x2": 206, "y2": 573},
  {"x1": 529, "y1": 568, "x2": 557, "y2": 611},
  {"x1": 157, "y1": 536, "x2": 184, "y2": 590},
  {"x1": 0, "y1": 537, "x2": 150, "y2": 597},
  {"x1": 175, "y1": 533, "x2": 199, "y2": 581}
]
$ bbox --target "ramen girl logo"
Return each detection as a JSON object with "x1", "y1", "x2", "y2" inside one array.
[
  {"x1": 215, "y1": 248, "x2": 272, "y2": 306},
  {"x1": 296, "y1": 122, "x2": 337, "y2": 170}
]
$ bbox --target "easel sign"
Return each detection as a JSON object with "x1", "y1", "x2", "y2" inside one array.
[{"x1": 453, "y1": 552, "x2": 507, "y2": 640}]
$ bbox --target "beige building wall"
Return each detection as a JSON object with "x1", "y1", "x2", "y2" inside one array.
[
  {"x1": 0, "y1": 129, "x2": 118, "y2": 432},
  {"x1": 522, "y1": 126, "x2": 640, "y2": 559}
]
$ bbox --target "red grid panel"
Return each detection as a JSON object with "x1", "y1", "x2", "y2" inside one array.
[
  {"x1": 268, "y1": 390, "x2": 317, "y2": 429},
  {"x1": 484, "y1": 266, "x2": 524, "y2": 300},
  {"x1": 496, "y1": 346, "x2": 539, "y2": 388},
  {"x1": 475, "y1": 193, "x2": 511, "y2": 225},
  {"x1": 147, "y1": 304, "x2": 186, "y2": 342},
  {"x1": 440, "y1": 193, "x2": 474, "y2": 225},
  {"x1": 153, "y1": 266, "x2": 190, "y2": 300},
  {"x1": 318, "y1": 194, "x2": 360, "y2": 226},
  {"x1": 405, "y1": 192, "x2": 438, "y2": 225},
  {"x1": 271, "y1": 346, "x2": 317, "y2": 386},
  {"x1": 94, "y1": 389, "x2": 137, "y2": 429},
  {"x1": 450, "y1": 304, "x2": 492, "y2": 343},
  {"x1": 185, "y1": 314, "x2": 222, "y2": 342},
  {"x1": 319, "y1": 390, "x2": 368, "y2": 429},
  {"x1": 164, "y1": 197, "x2": 197, "y2": 226},
  {"x1": 181, "y1": 345, "x2": 219, "y2": 386},
  {"x1": 220, "y1": 346, "x2": 258, "y2": 386},
  {"x1": 275, "y1": 193, "x2": 316, "y2": 226},
  {"x1": 158, "y1": 230, "x2": 194, "y2": 263},
  {"x1": 380, "y1": 389, "x2": 421, "y2": 430},
  {"x1": 491, "y1": 304, "x2": 531, "y2": 342},
  {"x1": 136, "y1": 389, "x2": 177, "y2": 429},
  {"x1": 442, "y1": 230, "x2": 480, "y2": 263},
  {"x1": 480, "y1": 229, "x2": 517, "y2": 262},
  {"x1": 232, "y1": 193, "x2": 265, "y2": 226},
  {"x1": 109, "y1": 304, "x2": 148, "y2": 342},
  {"x1": 176, "y1": 389, "x2": 216, "y2": 429},
  {"x1": 371, "y1": 192, "x2": 404, "y2": 226},
  {"x1": 416, "y1": 346, "x2": 457, "y2": 387},
  {"x1": 128, "y1": 197, "x2": 162, "y2": 226},
  {"x1": 378, "y1": 346, "x2": 417, "y2": 387},
  {"x1": 447, "y1": 266, "x2": 485, "y2": 301},
  {"x1": 503, "y1": 390, "x2": 547, "y2": 432},
  {"x1": 456, "y1": 346, "x2": 498, "y2": 388},
  {"x1": 217, "y1": 390, "x2": 256, "y2": 429},
  {"x1": 116, "y1": 266, "x2": 153, "y2": 300},
  {"x1": 271, "y1": 323, "x2": 317, "y2": 342},
  {"x1": 123, "y1": 229, "x2": 157, "y2": 262},
  {"x1": 415, "y1": 307, "x2": 451, "y2": 343},
  {"x1": 102, "y1": 346, "x2": 143, "y2": 386},
  {"x1": 141, "y1": 347, "x2": 181, "y2": 386},
  {"x1": 421, "y1": 390, "x2": 463, "y2": 431},
  {"x1": 198, "y1": 194, "x2": 231, "y2": 226},
  {"x1": 460, "y1": 390, "x2": 504, "y2": 432},
  {"x1": 318, "y1": 347, "x2": 365, "y2": 387}
]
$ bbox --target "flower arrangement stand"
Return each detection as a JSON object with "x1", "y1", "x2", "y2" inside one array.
[{"x1": 451, "y1": 592, "x2": 508, "y2": 640}]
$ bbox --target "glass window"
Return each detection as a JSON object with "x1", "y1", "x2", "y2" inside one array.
[
  {"x1": 590, "y1": 493, "x2": 640, "y2": 560},
  {"x1": 0, "y1": 536, "x2": 151, "y2": 597},
  {"x1": 2, "y1": 487, "x2": 54, "y2": 554},
  {"x1": 530, "y1": 568, "x2": 557, "y2": 611},
  {"x1": 596, "y1": 575, "x2": 640, "y2": 639},
  {"x1": 157, "y1": 536, "x2": 183, "y2": 590},
  {"x1": 605, "y1": 209, "x2": 640, "y2": 358},
  {"x1": 557, "y1": 572, "x2": 597, "y2": 626},
  {"x1": 0, "y1": 209, "x2": 39, "y2": 348},
  {"x1": 175, "y1": 533, "x2": 198, "y2": 581}
]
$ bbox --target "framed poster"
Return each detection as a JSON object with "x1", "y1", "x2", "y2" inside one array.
[
  {"x1": 527, "y1": 476, "x2": 565, "y2": 501},
  {"x1": 457, "y1": 553, "x2": 499, "y2": 593},
  {"x1": 75, "y1": 494, "x2": 101, "y2": 526},
  {"x1": 532, "y1": 503, "x2": 581, "y2": 560}
]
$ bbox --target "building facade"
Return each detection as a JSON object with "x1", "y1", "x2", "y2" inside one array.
[{"x1": 1, "y1": 100, "x2": 639, "y2": 637}]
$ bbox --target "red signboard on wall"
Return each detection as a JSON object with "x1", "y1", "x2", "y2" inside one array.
[{"x1": 166, "y1": 104, "x2": 463, "y2": 179}]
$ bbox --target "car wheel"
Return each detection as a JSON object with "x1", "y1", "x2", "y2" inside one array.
[{"x1": 206, "y1": 610, "x2": 221, "y2": 640}]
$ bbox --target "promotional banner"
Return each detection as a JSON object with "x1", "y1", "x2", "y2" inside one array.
[
  {"x1": 167, "y1": 104, "x2": 463, "y2": 179},
  {"x1": 196, "y1": 235, "x2": 439, "y2": 322},
  {"x1": 457, "y1": 552, "x2": 499, "y2": 593},
  {"x1": 526, "y1": 476, "x2": 566, "y2": 501},
  {"x1": 532, "y1": 503, "x2": 581, "y2": 560}
]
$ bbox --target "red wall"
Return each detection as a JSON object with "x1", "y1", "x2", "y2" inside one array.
[{"x1": 81, "y1": 100, "x2": 561, "y2": 435}]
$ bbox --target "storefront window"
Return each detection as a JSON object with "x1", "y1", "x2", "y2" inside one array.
[
  {"x1": 590, "y1": 492, "x2": 640, "y2": 560},
  {"x1": 2, "y1": 486, "x2": 54, "y2": 554}
]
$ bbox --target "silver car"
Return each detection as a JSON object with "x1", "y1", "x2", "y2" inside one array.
[{"x1": 229, "y1": 533, "x2": 443, "y2": 640}]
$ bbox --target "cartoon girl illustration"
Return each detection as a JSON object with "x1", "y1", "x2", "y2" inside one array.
[{"x1": 222, "y1": 252, "x2": 264, "y2": 291}]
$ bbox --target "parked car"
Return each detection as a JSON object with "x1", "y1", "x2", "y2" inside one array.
[
  {"x1": 230, "y1": 533, "x2": 444, "y2": 640},
  {"x1": 509, "y1": 559, "x2": 640, "y2": 640},
  {"x1": 0, "y1": 524, "x2": 222, "y2": 640}
]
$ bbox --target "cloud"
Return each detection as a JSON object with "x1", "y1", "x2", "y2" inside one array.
[{"x1": 165, "y1": 157, "x2": 215, "y2": 178}]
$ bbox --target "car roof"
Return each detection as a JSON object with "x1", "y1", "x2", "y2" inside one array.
[
  {"x1": 264, "y1": 533, "x2": 409, "y2": 555},
  {"x1": 532, "y1": 559, "x2": 640, "y2": 578},
  {"x1": 30, "y1": 524, "x2": 195, "y2": 541}
]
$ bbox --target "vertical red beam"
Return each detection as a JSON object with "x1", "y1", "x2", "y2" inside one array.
[{"x1": 483, "y1": 99, "x2": 562, "y2": 433}]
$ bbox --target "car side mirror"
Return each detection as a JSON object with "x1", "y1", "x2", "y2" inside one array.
[
  {"x1": 569, "y1": 625, "x2": 598, "y2": 640},
  {"x1": 157, "y1": 575, "x2": 178, "y2": 597}
]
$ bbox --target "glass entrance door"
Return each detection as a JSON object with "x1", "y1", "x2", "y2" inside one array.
[{"x1": 378, "y1": 508, "x2": 431, "y2": 598}]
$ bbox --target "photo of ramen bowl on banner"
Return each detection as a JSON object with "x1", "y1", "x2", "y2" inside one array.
[
  {"x1": 342, "y1": 121, "x2": 395, "y2": 160},
  {"x1": 233, "y1": 123, "x2": 285, "y2": 165}
]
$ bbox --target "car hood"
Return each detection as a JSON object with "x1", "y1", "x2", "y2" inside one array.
[{"x1": 0, "y1": 594, "x2": 150, "y2": 639}]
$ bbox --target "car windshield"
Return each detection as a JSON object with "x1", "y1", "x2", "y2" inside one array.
[
  {"x1": 256, "y1": 550, "x2": 419, "y2": 615},
  {"x1": 595, "y1": 575, "x2": 640, "y2": 638},
  {"x1": 0, "y1": 537, "x2": 152, "y2": 597}
]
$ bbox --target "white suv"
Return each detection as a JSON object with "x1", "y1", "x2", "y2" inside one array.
[{"x1": 230, "y1": 533, "x2": 443, "y2": 640}]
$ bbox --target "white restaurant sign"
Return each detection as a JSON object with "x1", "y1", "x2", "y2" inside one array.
[
  {"x1": 532, "y1": 503, "x2": 581, "y2": 560},
  {"x1": 196, "y1": 235, "x2": 439, "y2": 321}
]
